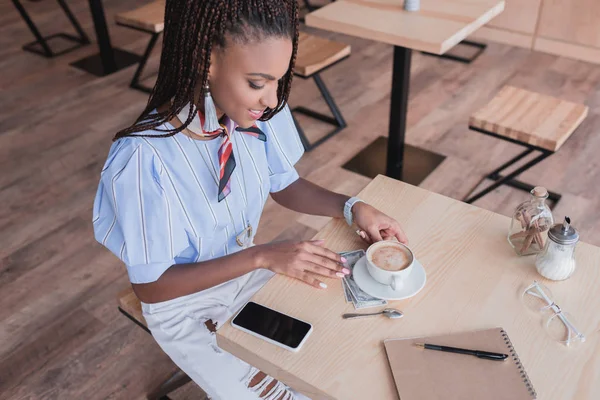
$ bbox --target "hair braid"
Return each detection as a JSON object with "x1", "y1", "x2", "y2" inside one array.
[{"x1": 114, "y1": 0, "x2": 299, "y2": 141}]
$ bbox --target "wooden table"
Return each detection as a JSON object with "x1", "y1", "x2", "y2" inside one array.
[
  {"x1": 217, "y1": 176, "x2": 600, "y2": 399},
  {"x1": 305, "y1": 0, "x2": 505, "y2": 184}
]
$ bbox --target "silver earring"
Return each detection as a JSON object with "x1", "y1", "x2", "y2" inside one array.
[{"x1": 203, "y1": 84, "x2": 220, "y2": 132}]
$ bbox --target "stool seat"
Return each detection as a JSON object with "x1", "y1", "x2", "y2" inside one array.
[
  {"x1": 118, "y1": 286, "x2": 147, "y2": 330},
  {"x1": 469, "y1": 86, "x2": 588, "y2": 152},
  {"x1": 465, "y1": 86, "x2": 588, "y2": 206},
  {"x1": 294, "y1": 32, "x2": 351, "y2": 77},
  {"x1": 115, "y1": 0, "x2": 165, "y2": 33}
]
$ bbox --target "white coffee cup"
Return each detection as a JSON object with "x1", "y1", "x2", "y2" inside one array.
[{"x1": 366, "y1": 240, "x2": 415, "y2": 291}]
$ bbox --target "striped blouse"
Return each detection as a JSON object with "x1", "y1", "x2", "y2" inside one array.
[{"x1": 92, "y1": 105, "x2": 304, "y2": 284}]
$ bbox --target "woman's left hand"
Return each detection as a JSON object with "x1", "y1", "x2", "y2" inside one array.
[{"x1": 352, "y1": 202, "x2": 409, "y2": 245}]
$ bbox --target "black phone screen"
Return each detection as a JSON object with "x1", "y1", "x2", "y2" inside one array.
[{"x1": 232, "y1": 302, "x2": 311, "y2": 349}]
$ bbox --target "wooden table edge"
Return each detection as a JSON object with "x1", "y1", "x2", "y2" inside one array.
[{"x1": 305, "y1": 0, "x2": 506, "y2": 55}]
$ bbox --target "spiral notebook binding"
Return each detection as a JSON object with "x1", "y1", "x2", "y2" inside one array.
[{"x1": 501, "y1": 329, "x2": 537, "y2": 398}]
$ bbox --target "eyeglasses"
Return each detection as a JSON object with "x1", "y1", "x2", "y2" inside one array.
[{"x1": 521, "y1": 281, "x2": 586, "y2": 347}]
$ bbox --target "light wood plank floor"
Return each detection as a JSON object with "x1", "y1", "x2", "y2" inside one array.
[{"x1": 2, "y1": 1, "x2": 600, "y2": 399}]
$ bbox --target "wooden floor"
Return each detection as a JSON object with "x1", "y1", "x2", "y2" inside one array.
[{"x1": 2, "y1": 1, "x2": 600, "y2": 399}]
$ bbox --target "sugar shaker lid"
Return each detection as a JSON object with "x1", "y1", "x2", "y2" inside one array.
[{"x1": 548, "y1": 216, "x2": 579, "y2": 245}]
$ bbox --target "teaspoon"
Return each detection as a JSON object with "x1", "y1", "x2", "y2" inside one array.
[{"x1": 342, "y1": 308, "x2": 403, "y2": 320}]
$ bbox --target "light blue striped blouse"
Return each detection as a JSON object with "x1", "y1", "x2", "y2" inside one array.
[{"x1": 92, "y1": 105, "x2": 304, "y2": 284}]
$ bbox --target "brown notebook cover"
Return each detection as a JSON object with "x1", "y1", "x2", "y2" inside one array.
[{"x1": 384, "y1": 327, "x2": 536, "y2": 399}]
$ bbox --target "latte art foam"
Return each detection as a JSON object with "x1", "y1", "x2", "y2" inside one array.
[{"x1": 370, "y1": 245, "x2": 412, "y2": 271}]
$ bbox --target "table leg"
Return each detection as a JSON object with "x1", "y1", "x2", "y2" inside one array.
[
  {"x1": 386, "y1": 46, "x2": 412, "y2": 179},
  {"x1": 343, "y1": 46, "x2": 445, "y2": 184},
  {"x1": 88, "y1": 0, "x2": 117, "y2": 72},
  {"x1": 70, "y1": 0, "x2": 141, "y2": 77}
]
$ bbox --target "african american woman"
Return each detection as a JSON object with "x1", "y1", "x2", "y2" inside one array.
[{"x1": 93, "y1": 1, "x2": 408, "y2": 399}]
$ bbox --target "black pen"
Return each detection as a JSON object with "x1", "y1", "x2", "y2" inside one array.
[{"x1": 415, "y1": 342, "x2": 508, "y2": 361}]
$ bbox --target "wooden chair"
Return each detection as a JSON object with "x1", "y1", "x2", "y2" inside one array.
[
  {"x1": 12, "y1": 0, "x2": 90, "y2": 58},
  {"x1": 118, "y1": 287, "x2": 191, "y2": 400},
  {"x1": 115, "y1": 2, "x2": 350, "y2": 151},
  {"x1": 465, "y1": 85, "x2": 589, "y2": 206}
]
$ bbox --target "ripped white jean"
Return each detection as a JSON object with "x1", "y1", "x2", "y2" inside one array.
[{"x1": 141, "y1": 268, "x2": 311, "y2": 400}]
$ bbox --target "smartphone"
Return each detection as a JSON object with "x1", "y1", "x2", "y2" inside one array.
[{"x1": 231, "y1": 301, "x2": 313, "y2": 352}]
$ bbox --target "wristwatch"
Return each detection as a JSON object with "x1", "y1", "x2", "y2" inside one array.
[{"x1": 344, "y1": 197, "x2": 364, "y2": 226}]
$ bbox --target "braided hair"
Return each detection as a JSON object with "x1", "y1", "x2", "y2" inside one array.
[{"x1": 114, "y1": 0, "x2": 299, "y2": 141}]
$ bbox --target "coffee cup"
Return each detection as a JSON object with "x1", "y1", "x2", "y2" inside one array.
[{"x1": 365, "y1": 240, "x2": 415, "y2": 291}]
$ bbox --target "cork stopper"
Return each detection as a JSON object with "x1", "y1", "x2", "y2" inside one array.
[{"x1": 532, "y1": 186, "x2": 548, "y2": 198}]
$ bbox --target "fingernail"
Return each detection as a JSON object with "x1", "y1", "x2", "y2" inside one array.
[
  {"x1": 341, "y1": 257, "x2": 347, "y2": 263},
  {"x1": 319, "y1": 282, "x2": 328, "y2": 289},
  {"x1": 342, "y1": 268, "x2": 350, "y2": 275},
  {"x1": 336, "y1": 272, "x2": 345, "y2": 278}
]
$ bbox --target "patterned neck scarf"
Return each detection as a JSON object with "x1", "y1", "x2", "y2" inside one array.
[{"x1": 177, "y1": 104, "x2": 267, "y2": 202}]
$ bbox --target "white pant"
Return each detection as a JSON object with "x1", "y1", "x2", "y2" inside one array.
[{"x1": 142, "y1": 268, "x2": 311, "y2": 400}]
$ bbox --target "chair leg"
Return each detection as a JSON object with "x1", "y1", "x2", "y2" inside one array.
[
  {"x1": 486, "y1": 148, "x2": 535, "y2": 180},
  {"x1": 130, "y1": 32, "x2": 162, "y2": 94},
  {"x1": 291, "y1": 112, "x2": 312, "y2": 151},
  {"x1": 147, "y1": 369, "x2": 192, "y2": 400},
  {"x1": 13, "y1": 0, "x2": 52, "y2": 56},
  {"x1": 292, "y1": 73, "x2": 347, "y2": 151},
  {"x1": 421, "y1": 40, "x2": 487, "y2": 64},
  {"x1": 465, "y1": 150, "x2": 559, "y2": 205},
  {"x1": 14, "y1": 0, "x2": 89, "y2": 58},
  {"x1": 57, "y1": 0, "x2": 90, "y2": 44}
]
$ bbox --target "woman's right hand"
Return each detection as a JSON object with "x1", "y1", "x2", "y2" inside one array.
[{"x1": 253, "y1": 240, "x2": 350, "y2": 289}]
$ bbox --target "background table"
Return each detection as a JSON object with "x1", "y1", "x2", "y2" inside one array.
[
  {"x1": 305, "y1": 0, "x2": 505, "y2": 185},
  {"x1": 217, "y1": 175, "x2": 600, "y2": 399}
]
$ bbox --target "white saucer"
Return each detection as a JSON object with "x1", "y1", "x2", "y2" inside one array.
[{"x1": 353, "y1": 256, "x2": 426, "y2": 301}]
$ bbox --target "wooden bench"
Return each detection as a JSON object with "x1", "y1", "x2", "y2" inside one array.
[
  {"x1": 115, "y1": 1, "x2": 350, "y2": 151},
  {"x1": 118, "y1": 287, "x2": 191, "y2": 400},
  {"x1": 465, "y1": 85, "x2": 588, "y2": 206}
]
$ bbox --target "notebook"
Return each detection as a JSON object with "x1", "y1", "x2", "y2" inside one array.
[{"x1": 384, "y1": 327, "x2": 536, "y2": 399}]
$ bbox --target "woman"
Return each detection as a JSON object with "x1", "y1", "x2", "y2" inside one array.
[{"x1": 93, "y1": 1, "x2": 408, "y2": 399}]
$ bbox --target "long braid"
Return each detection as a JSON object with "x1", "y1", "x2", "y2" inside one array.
[{"x1": 114, "y1": 0, "x2": 299, "y2": 141}]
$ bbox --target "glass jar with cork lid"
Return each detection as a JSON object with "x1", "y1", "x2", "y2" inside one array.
[{"x1": 508, "y1": 187, "x2": 554, "y2": 256}]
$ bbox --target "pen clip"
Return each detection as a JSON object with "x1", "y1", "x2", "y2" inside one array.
[{"x1": 475, "y1": 351, "x2": 508, "y2": 361}]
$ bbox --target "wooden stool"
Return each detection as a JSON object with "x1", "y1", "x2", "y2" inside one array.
[
  {"x1": 115, "y1": 1, "x2": 165, "y2": 93},
  {"x1": 292, "y1": 32, "x2": 350, "y2": 151},
  {"x1": 466, "y1": 86, "x2": 588, "y2": 206},
  {"x1": 118, "y1": 287, "x2": 191, "y2": 400}
]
